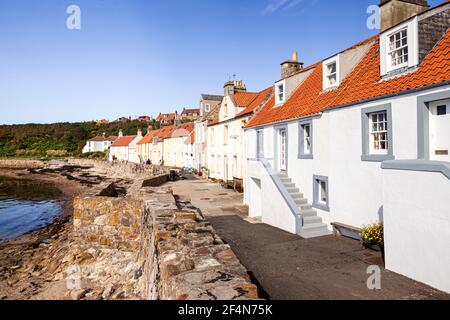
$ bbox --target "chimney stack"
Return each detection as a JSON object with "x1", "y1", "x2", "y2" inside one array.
[
  {"x1": 281, "y1": 51, "x2": 304, "y2": 79},
  {"x1": 118, "y1": 129, "x2": 123, "y2": 137},
  {"x1": 137, "y1": 129, "x2": 142, "y2": 138},
  {"x1": 224, "y1": 80, "x2": 247, "y2": 96},
  {"x1": 380, "y1": 0, "x2": 429, "y2": 32}
]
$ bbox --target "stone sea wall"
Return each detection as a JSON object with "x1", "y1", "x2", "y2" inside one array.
[
  {"x1": 0, "y1": 159, "x2": 45, "y2": 169},
  {"x1": 73, "y1": 186, "x2": 258, "y2": 300}
]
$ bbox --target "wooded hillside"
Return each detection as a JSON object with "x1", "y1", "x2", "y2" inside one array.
[{"x1": 0, "y1": 121, "x2": 154, "y2": 158}]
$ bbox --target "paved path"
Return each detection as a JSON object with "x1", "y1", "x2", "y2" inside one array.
[{"x1": 168, "y1": 178, "x2": 449, "y2": 300}]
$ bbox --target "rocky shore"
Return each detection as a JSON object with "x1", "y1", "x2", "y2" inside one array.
[{"x1": 0, "y1": 159, "x2": 258, "y2": 300}]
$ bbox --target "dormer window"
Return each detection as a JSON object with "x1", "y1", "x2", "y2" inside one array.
[
  {"x1": 323, "y1": 55, "x2": 340, "y2": 90},
  {"x1": 275, "y1": 80, "x2": 286, "y2": 105},
  {"x1": 388, "y1": 28, "x2": 408, "y2": 68},
  {"x1": 380, "y1": 18, "x2": 418, "y2": 76}
]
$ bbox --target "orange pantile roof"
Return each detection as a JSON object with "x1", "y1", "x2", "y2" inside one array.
[
  {"x1": 156, "y1": 113, "x2": 176, "y2": 121},
  {"x1": 157, "y1": 125, "x2": 175, "y2": 139},
  {"x1": 237, "y1": 87, "x2": 274, "y2": 117},
  {"x1": 111, "y1": 135, "x2": 137, "y2": 147},
  {"x1": 171, "y1": 122, "x2": 194, "y2": 138},
  {"x1": 234, "y1": 92, "x2": 259, "y2": 108},
  {"x1": 247, "y1": 30, "x2": 450, "y2": 128},
  {"x1": 185, "y1": 132, "x2": 195, "y2": 145},
  {"x1": 137, "y1": 130, "x2": 160, "y2": 145}
]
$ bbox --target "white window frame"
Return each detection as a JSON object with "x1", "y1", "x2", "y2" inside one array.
[
  {"x1": 369, "y1": 111, "x2": 389, "y2": 155},
  {"x1": 256, "y1": 129, "x2": 264, "y2": 159},
  {"x1": 275, "y1": 80, "x2": 286, "y2": 105},
  {"x1": 323, "y1": 55, "x2": 340, "y2": 90},
  {"x1": 205, "y1": 104, "x2": 211, "y2": 113},
  {"x1": 224, "y1": 125, "x2": 229, "y2": 146},
  {"x1": 380, "y1": 17, "x2": 418, "y2": 75},
  {"x1": 387, "y1": 27, "x2": 409, "y2": 70}
]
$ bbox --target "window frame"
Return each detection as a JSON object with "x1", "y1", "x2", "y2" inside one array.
[
  {"x1": 313, "y1": 175, "x2": 330, "y2": 212},
  {"x1": 387, "y1": 27, "x2": 409, "y2": 70},
  {"x1": 323, "y1": 55, "x2": 340, "y2": 90},
  {"x1": 361, "y1": 104, "x2": 394, "y2": 162},
  {"x1": 298, "y1": 120, "x2": 313, "y2": 159},
  {"x1": 256, "y1": 129, "x2": 264, "y2": 160},
  {"x1": 380, "y1": 18, "x2": 418, "y2": 76},
  {"x1": 275, "y1": 79, "x2": 286, "y2": 105}
]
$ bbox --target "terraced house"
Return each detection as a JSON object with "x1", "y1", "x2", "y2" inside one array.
[
  {"x1": 207, "y1": 80, "x2": 273, "y2": 183},
  {"x1": 244, "y1": 0, "x2": 450, "y2": 293}
]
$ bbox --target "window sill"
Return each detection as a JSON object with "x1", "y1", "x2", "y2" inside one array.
[
  {"x1": 312, "y1": 202, "x2": 330, "y2": 212},
  {"x1": 361, "y1": 154, "x2": 395, "y2": 162},
  {"x1": 298, "y1": 154, "x2": 313, "y2": 160}
]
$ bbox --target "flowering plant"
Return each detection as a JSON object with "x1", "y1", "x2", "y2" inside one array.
[{"x1": 360, "y1": 222, "x2": 384, "y2": 247}]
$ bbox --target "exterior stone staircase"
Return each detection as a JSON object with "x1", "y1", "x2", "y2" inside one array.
[{"x1": 277, "y1": 172, "x2": 332, "y2": 239}]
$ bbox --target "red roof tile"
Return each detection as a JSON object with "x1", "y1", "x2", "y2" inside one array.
[
  {"x1": 137, "y1": 130, "x2": 160, "y2": 145},
  {"x1": 156, "y1": 113, "x2": 176, "y2": 121},
  {"x1": 111, "y1": 135, "x2": 137, "y2": 147},
  {"x1": 247, "y1": 30, "x2": 450, "y2": 128},
  {"x1": 234, "y1": 92, "x2": 259, "y2": 108},
  {"x1": 237, "y1": 87, "x2": 274, "y2": 117},
  {"x1": 171, "y1": 122, "x2": 194, "y2": 138},
  {"x1": 185, "y1": 132, "x2": 195, "y2": 145}
]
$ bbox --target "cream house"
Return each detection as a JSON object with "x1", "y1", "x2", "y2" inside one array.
[
  {"x1": 82, "y1": 134, "x2": 117, "y2": 154},
  {"x1": 163, "y1": 123, "x2": 194, "y2": 168},
  {"x1": 207, "y1": 80, "x2": 272, "y2": 182}
]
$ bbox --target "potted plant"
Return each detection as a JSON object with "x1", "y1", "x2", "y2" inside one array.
[{"x1": 360, "y1": 222, "x2": 385, "y2": 262}]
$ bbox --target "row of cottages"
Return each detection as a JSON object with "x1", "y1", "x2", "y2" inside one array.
[
  {"x1": 109, "y1": 129, "x2": 143, "y2": 162},
  {"x1": 136, "y1": 123, "x2": 195, "y2": 167},
  {"x1": 82, "y1": 134, "x2": 117, "y2": 153},
  {"x1": 194, "y1": 94, "x2": 224, "y2": 172},
  {"x1": 205, "y1": 80, "x2": 273, "y2": 182},
  {"x1": 243, "y1": 0, "x2": 450, "y2": 293}
]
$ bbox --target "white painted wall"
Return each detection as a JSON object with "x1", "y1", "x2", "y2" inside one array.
[
  {"x1": 82, "y1": 140, "x2": 112, "y2": 153},
  {"x1": 244, "y1": 85, "x2": 450, "y2": 232},
  {"x1": 383, "y1": 168, "x2": 450, "y2": 293}
]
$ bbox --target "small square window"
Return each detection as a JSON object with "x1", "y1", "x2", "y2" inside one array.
[
  {"x1": 437, "y1": 105, "x2": 447, "y2": 116},
  {"x1": 313, "y1": 175, "x2": 329, "y2": 212}
]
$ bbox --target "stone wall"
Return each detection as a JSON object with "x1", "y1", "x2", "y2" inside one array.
[
  {"x1": 72, "y1": 186, "x2": 259, "y2": 300},
  {"x1": 0, "y1": 159, "x2": 45, "y2": 169},
  {"x1": 73, "y1": 196, "x2": 142, "y2": 251},
  {"x1": 419, "y1": 7, "x2": 450, "y2": 63}
]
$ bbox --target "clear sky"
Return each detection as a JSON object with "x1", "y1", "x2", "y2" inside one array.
[{"x1": 0, "y1": 0, "x2": 442, "y2": 124}]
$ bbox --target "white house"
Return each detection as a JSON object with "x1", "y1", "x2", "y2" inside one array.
[
  {"x1": 163, "y1": 123, "x2": 194, "y2": 168},
  {"x1": 82, "y1": 134, "x2": 117, "y2": 153},
  {"x1": 194, "y1": 94, "x2": 223, "y2": 173},
  {"x1": 244, "y1": 0, "x2": 450, "y2": 293},
  {"x1": 207, "y1": 80, "x2": 272, "y2": 182},
  {"x1": 109, "y1": 129, "x2": 143, "y2": 163}
]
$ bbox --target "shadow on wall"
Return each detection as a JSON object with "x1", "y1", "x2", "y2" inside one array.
[{"x1": 378, "y1": 206, "x2": 384, "y2": 224}]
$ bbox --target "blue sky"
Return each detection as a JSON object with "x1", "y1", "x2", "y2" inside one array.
[{"x1": 0, "y1": 0, "x2": 442, "y2": 124}]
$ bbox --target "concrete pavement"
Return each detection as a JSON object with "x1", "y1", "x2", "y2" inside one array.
[{"x1": 168, "y1": 177, "x2": 449, "y2": 300}]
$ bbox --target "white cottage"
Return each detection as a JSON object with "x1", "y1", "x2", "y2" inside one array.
[
  {"x1": 244, "y1": 0, "x2": 450, "y2": 292},
  {"x1": 82, "y1": 134, "x2": 117, "y2": 153},
  {"x1": 109, "y1": 130, "x2": 143, "y2": 163}
]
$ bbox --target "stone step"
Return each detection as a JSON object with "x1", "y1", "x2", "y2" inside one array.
[
  {"x1": 299, "y1": 209, "x2": 317, "y2": 217},
  {"x1": 286, "y1": 187, "x2": 300, "y2": 194},
  {"x1": 303, "y1": 215, "x2": 322, "y2": 225},
  {"x1": 290, "y1": 193, "x2": 304, "y2": 199},
  {"x1": 299, "y1": 228, "x2": 333, "y2": 239},
  {"x1": 283, "y1": 182, "x2": 296, "y2": 188},
  {"x1": 298, "y1": 203, "x2": 313, "y2": 210},
  {"x1": 294, "y1": 198, "x2": 308, "y2": 205}
]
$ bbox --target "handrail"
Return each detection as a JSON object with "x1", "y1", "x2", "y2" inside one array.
[{"x1": 249, "y1": 158, "x2": 303, "y2": 233}]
